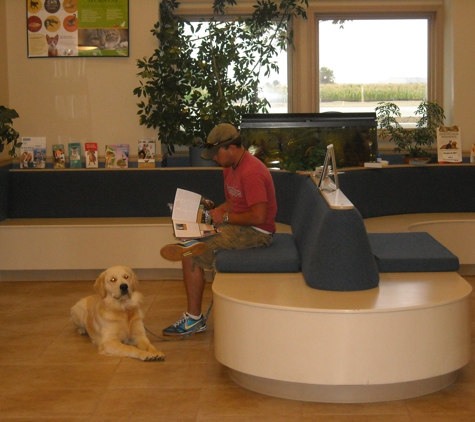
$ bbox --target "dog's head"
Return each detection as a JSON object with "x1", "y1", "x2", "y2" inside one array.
[{"x1": 94, "y1": 266, "x2": 139, "y2": 301}]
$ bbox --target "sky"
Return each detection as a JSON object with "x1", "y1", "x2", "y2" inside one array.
[{"x1": 319, "y1": 19, "x2": 428, "y2": 84}]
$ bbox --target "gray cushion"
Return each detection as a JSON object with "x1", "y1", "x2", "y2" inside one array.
[
  {"x1": 368, "y1": 232, "x2": 460, "y2": 272},
  {"x1": 291, "y1": 177, "x2": 380, "y2": 291},
  {"x1": 215, "y1": 233, "x2": 300, "y2": 273}
]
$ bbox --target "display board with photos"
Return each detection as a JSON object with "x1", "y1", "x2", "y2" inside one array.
[{"x1": 27, "y1": 0, "x2": 129, "y2": 58}]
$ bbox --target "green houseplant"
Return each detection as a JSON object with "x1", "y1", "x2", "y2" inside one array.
[
  {"x1": 375, "y1": 100, "x2": 445, "y2": 162},
  {"x1": 133, "y1": 0, "x2": 308, "y2": 155},
  {"x1": 0, "y1": 105, "x2": 21, "y2": 157}
]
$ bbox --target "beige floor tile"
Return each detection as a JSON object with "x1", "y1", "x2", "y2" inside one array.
[
  {"x1": 0, "y1": 388, "x2": 102, "y2": 418},
  {"x1": 197, "y1": 385, "x2": 303, "y2": 418},
  {"x1": 92, "y1": 388, "x2": 201, "y2": 420},
  {"x1": 301, "y1": 400, "x2": 409, "y2": 416},
  {"x1": 0, "y1": 277, "x2": 473, "y2": 422},
  {"x1": 109, "y1": 361, "x2": 207, "y2": 389},
  {"x1": 405, "y1": 384, "x2": 475, "y2": 414}
]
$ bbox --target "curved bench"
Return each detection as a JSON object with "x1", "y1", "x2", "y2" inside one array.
[
  {"x1": 212, "y1": 165, "x2": 474, "y2": 402},
  {"x1": 213, "y1": 271, "x2": 472, "y2": 403}
]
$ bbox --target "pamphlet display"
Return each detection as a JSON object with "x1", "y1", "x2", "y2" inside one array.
[
  {"x1": 138, "y1": 138, "x2": 156, "y2": 168},
  {"x1": 52, "y1": 143, "x2": 66, "y2": 168},
  {"x1": 68, "y1": 142, "x2": 82, "y2": 168},
  {"x1": 20, "y1": 137, "x2": 46, "y2": 169},
  {"x1": 171, "y1": 189, "x2": 217, "y2": 239},
  {"x1": 85, "y1": 142, "x2": 98, "y2": 168},
  {"x1": 105, "y1": 144, "x2": 129, "y2": 168},
  {"x1": 437, "y1": 126, "x2": 462, "y2": 163}
]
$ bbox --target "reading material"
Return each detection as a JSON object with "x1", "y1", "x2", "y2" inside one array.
[
  {"x1": 85, "y1": 142, "x2": 98, "y2": 168},
  {"x1": 171, "y1": 189, "x2": 218, "y2": 239},
  {"x1": 138, "y1": 138, "x2": 156, "y2": 168},
  {"x1": 68, "y1": 142, "x2": 82, "y2": 168},
  {"x1": 437, "y1": 125, "x2": 462, "y2": 163},
  {"x1": 20, "y1": 137, "x2": 46, "y2": 169}
]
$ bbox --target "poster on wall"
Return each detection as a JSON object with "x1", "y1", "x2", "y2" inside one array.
[{"x1": 27, "y1": 0, "x2": 129, "y2": 58}]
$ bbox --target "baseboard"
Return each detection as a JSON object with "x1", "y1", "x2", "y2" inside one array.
[{"x1": 0, "y1": 268, "x2": 183, "y2": 282}]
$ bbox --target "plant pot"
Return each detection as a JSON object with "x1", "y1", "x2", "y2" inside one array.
[{"x1": 189, "y1": 146, "x2": 220, "y2": 167}]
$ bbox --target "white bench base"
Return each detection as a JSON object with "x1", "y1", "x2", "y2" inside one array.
[{"x1": 212, "y1": 272, "x2": 472, "y2": 403}]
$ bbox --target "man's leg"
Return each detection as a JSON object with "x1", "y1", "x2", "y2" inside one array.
[{"x1": 182, "y1": 256, "x2": 205, "y2": 316}]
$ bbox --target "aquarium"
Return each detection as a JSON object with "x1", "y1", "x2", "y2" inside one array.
[{"x1": 240, "y1": 113, "x2": 378, "y2": 171}]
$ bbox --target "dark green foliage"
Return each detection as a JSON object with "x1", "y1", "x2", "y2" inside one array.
[
  {"x1": 0, "y1": 106, "x2": 20, "y2": 157},
  {"x1": 375, "y1": 101, "x2": 445, "y2": 158}
]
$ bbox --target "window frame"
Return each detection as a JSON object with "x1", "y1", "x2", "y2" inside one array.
[{"x1": 291, "y1": 1, "x2": 444, "y2": 114}]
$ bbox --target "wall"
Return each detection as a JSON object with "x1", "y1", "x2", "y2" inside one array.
[
  {"x1": 1, "y1": 0, "x2": 475, "y2": 161},
  {"x1": 1, "y1": 0, "x2": 158, "y2": 161}
]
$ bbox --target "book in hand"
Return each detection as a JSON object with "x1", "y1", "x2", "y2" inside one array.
[
  {"x1": 68, "y1": 142, "x2": 82, "y2": 168},
  {"x1": 138, "y1": 138, "x2": 155, "y2": 168},
  {"x1": 85, "y1": 142, "x2": 98, "y2": 168},
  {"x1": 171, "y1": 188, "x2": 218, "y2": 240},
  {"x1": 20, "y1": 137, "x2": 46, "y2": 169}
]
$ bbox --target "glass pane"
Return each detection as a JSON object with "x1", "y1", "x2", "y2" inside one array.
[
  {"x1": 185, "y1": 21, "x2": 288, "y2": 113},
  {"x1": 319, "y1": 19, "x2": 428, "y2": 126}
]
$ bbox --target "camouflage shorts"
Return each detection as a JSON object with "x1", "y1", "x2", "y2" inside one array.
[{"x1": 191, "y1": 224, "x2": 273, "y2": 276}]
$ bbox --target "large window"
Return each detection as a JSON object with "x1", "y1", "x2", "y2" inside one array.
[
  {"x1": 319, "y1": 18, "x2": 428, "y2": 126},
  {"x1": 184, "y1": 21, "x2": 288, "y2": 113}
]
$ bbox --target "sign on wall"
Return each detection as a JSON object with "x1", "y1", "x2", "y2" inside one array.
[{"x1": 27, "y1": 0, "x2": 129, "y2": 58}]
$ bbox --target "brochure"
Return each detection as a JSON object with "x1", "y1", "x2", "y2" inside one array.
[
  {"x1": 171, "y1": 189, "x2": 218, "y2": 239},
  {"x1": 437, "y1": 125, "x2": 462, "y2": 163},
  {"x1": 105, "y1": 144, "x2": 129, "y2": 168},
  {"x1": 85, "y1": 142, "x2": 98, "y2": 168},
  {"x1": 52, "y1": 144, "x2": 66, "y2": 169},
  {"x1": 68, "y1": 142, "x2": 82, "y2": 168},
  {"x1": 20, "y1": 137, "x2": 46, "y2": 169},
  {"x1": 138, "y1": 138, "x2": 156, "y2": 168}
]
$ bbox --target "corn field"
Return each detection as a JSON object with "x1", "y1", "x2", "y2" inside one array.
[{"x1": 320, "y1": 83, "x2": 426, "y2": 102}]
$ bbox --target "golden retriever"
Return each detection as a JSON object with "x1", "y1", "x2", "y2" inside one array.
[{"x1": 70, "y1": 266, "x2": 165, "y2": 361}]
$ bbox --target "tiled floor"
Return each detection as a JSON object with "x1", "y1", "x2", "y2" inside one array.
[{"x1": 0, "y1": 276, "x2": 474, "y2": 421}]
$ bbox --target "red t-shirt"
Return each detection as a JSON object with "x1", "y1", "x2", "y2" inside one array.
[{"x1": 223, "y1": 151, "x2": 277, "y2": 233}]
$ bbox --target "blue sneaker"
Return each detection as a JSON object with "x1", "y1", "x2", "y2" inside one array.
[{"x1": 162, "y1": 312, "x2": 207, "y2": 337}]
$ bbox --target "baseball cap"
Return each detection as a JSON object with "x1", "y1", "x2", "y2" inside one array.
[{"x1": 201, "y1": 123, "x2": 240, "y2": 160}]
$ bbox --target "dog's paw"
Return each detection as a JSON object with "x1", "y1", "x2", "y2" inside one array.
[
  {"x1": 76, "y1": 327, "x2": 87, "y2": 335},
  {"x1": 143, "y1": 351, "x2": 165, "y2": 362}
]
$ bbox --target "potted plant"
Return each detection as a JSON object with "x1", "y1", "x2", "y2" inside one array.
[
  {"x1": 133, "y1": 0, "x2": 308, "y2": 159},
  {"x1": 0, "y1": 105, "x2": 21, "y2": 157},
  {"x1": 375, "y1": 100, "x2": 445, "y2": 163}
]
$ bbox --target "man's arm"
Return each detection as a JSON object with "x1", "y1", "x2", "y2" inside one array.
[{"x1": 210, "y1": 202, "x2": 267, "y2": 226}]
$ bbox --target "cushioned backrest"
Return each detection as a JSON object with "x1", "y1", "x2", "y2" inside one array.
[
  {"x1": 271, "y1": 171, "x2": 307, "y2": 225},
  {"x1": 291, "y1": 176, "x2": 379, "y2": 291}
]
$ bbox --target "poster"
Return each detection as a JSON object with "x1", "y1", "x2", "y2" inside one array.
[{"x1": 27, "y1": 0, "x2": 129, "y2": 58}]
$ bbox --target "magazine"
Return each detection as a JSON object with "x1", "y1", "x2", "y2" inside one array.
[{"x1": 171, "y1": 189, "x2": 218, "y2": 239}]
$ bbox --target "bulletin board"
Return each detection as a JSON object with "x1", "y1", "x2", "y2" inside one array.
[{"x1": 26, "y1": 0, "x2": 129, "y2": 58}]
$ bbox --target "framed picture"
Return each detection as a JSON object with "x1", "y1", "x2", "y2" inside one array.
[{"x1": 27, "y1": 0, "x2": 129, "y2": 58}]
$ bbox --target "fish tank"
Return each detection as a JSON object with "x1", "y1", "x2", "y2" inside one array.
[{"x1": 240, "y1": 113, "x2": 378, "y2": 171}]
